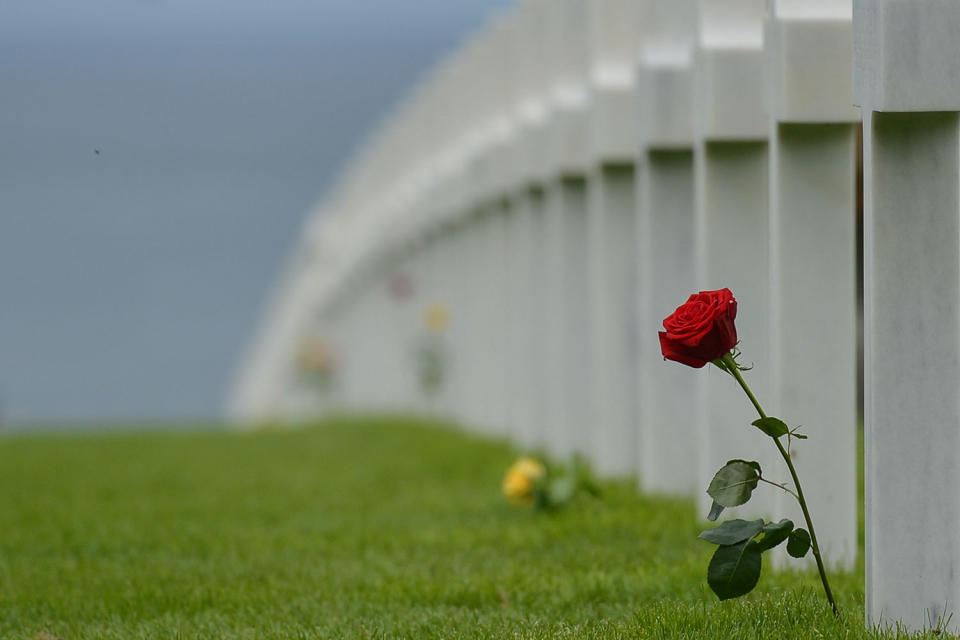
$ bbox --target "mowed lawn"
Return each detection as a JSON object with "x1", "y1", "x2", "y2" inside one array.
[{"x1": 0, "y1": 418, "x2": 935, "y2": 639}]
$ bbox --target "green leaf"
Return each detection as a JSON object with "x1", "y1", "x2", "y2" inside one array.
[
  {"x1": 752, "y1": 417, "x2": 789, "y2": 438},
  {"x1": 790, "y1": 431, "x2": 808, "y2": 440},
  {"x1": 707, "y1": 540, "x2": 763, "y2": 600},
  {"x1": 547, "y1": 476, "x2": 576, "y2": 506},
  {"x1": 787, "y1": 528, "x2": 811, "y2": 558},
  {"x1": 707, "y1": 500, "x2": 725, "y2": 522},
  {"x1": 533, "y1": 487, "x2": 549, "y2": 510},
  {"x1": 699, "y1": 519, "x2": 764, "y2": 545},
  {"x1": 571, "y1": 458, "x2": 601, "y2": 497},
  {"x1": 756, "y1": 519, "x2": 794, "y2": 551},
  {"x1": 707, "y1": 460, "x2": 761, "y2": 508}
]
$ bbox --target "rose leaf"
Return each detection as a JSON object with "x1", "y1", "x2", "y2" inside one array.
[
  {"x1": 756, "y1": 519, "x2": 794, "y2": 551},
  {"x1": 699, "y1": 518, "x2": 764, "y2": 545},
  {"x1": 707, "y1": 500, "x2": 725, "y2": 522},
  {"x1": 751, "y1": 417, "x2": 789, "y2": 438},
  {"x1": 707, "y1": 539, "x2": 763, "y2": 600},
  {"x1": 707, "y1": 460, "x2": 761, "y2": 508},
  {"x1": 787, "y1": 528, "x2": 812, "y2": 558}
]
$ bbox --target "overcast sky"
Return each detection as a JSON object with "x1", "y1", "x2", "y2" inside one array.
[{"x1": 0, "y1": 0, "x2": 509, "y2": 426}]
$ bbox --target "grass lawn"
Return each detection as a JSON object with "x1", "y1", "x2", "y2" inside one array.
[{"x1": 0, "y1": 417, "x2": 942, "y2": 639}]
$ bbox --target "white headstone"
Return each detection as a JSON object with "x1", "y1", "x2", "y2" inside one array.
[
  {"x1": 586, "y1": 0, "x2": 642, "y2": 476},
  {"x1": 636, "y1": 0, "x2": 700, "y2": 495},
  {"x1": 855, "y1": 0, "x2": 960, "y2": 630},
  {"x1": 766, "y1": 0, "x2": 859, "y2": 570},
  {"x1": 542, "y1": 0, "x2": 593, "y2": 458},
  {"x1": 693, "y1": 0, "x2": 775, "y2": 520},
  {"x1": 510, "y1": 0, "x2": 552, "y2": 448}
]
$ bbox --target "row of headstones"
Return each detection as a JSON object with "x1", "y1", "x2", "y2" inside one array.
[{"x1": 229, "y1": 0, "x2": 960, "y2": 632}]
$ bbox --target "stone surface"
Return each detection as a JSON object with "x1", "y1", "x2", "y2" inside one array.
[
  {"x1": 588, "y1": 165, "x2": 638, "y2": 476},
  {"x1": 693, "y1": 0, "x2": 774, "y2": 520},
  {"x1": 585, "y1": 0, "x2": 642, "y2": 476},
  {"x1": 637, "y1": 151, "x2": 698, "y2": 495},
  {"x1": 856, "y1": 2, "x2": 960, "y2": 628},
  {"x1": 695, "y1": 142, "x2": 776, "y2": 520},
  {"x1": 767, "y1": 10, "x2": 858, "y2": 122},
  {"x1": 864, "y1": 109, "x2": 960, "y2": 633},
  {"x1": 559, "y1": 177, "x2": 592, "y2": 457},
  {"x1": 636, "y1": 0, "x2": 700, "y2": 495},
  {"x1": 766, "y1": 0, "x2": 860, "y2": 570},
  {"x1": 854, "y1": 0, "x2": 960, "y2": 111},
  {"x1": 542, "y1": 179, "x2": 572, "y2": 457}
]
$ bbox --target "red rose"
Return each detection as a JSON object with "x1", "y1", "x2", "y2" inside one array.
[{"x1": 659, "y1": 288, "x2": 738, "y2": 368}]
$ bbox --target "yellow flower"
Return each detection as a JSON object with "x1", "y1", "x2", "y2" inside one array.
[
  {"x1": 298, "y1": 338, "x2": 333, "y2": 373},
  {"x1": 512, "y1": 457, "x2": 546, "y2": 482},
  {"x1": 423, "y1": 302, "x2": 451, "y2": 333},
  {"x1": 501, "y1": 457, "x2": 546, "y2": 507}
]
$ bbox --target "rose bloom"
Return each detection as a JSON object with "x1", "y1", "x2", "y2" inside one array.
[
  {"x1": 659, "y1": 288, "x2": 738, "y2": 368},
  {"x1": 501, "y1": 457, "x2": 546, "y2": 506}
]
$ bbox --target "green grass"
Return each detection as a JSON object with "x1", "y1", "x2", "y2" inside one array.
[{"x1": 0, "y1": 418, "x2": 944, "y2": 639}]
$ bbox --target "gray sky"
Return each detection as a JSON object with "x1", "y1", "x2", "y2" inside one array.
[{"x1": 0, "y1": 0, "x2": 509, "y2": 426}]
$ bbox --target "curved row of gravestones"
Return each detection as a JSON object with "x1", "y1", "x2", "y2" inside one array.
[{"x1": 229, "y1": 0, "x2": 960, "y2": 631}]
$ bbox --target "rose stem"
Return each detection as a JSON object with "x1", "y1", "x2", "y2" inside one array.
[
  {"x1": 758, "y1": 476, "x2": 799, "y2": 500},
  {"x1": 720, "y1": 352, "x2": 839, "y2": 617}
]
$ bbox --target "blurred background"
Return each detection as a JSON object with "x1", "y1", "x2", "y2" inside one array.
[{"x1": 0, "y1": 0, "x2": 508, "y2": 427}]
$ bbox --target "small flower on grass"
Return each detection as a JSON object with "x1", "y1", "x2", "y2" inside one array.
[
  {"x1": 298, "y1": 338, "x2": 335, "y2": 374},
  {"x1": 415, "y1": 302, "x2": 451, "y2": 396},
  {"x1": 423, "y1": 302, "x2": 451, "y2": 333},
  {"x1": 296, "y1": 337, "x2": 338, "y2": 393},
  {"x1": 502, "y1": 457, "x2": 546, "y2": 507},
  {"x1": 502, "y1": 456, "x2": 599, "y2": 510}
]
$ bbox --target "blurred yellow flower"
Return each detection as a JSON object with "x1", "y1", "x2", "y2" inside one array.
[
  {"x1": 501, "y1": 457, "x2": 546, "y2": 507},
  {"x1": 512, "y1": 457, "x2": 546, "y2": 481},
  {"x1": 298, "y1": 338, "x2": 333, "y2": 373},
  {"x1": 423, "y1": 302, "x2": 451, "y2": 333}
]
